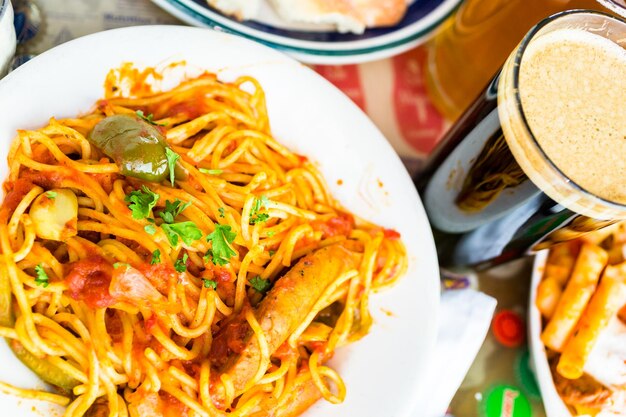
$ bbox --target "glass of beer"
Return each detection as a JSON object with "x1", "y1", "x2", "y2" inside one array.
[
  {"x1": 416, "y1": 10, "x2": 626, "y2": 269},
  {"x1": 425, "y1": 0, "x2": 626, "y2": 121}
]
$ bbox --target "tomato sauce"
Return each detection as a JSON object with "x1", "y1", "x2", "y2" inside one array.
[
  {"x1": 383, "y1": 228, "x2": 401, "y2": 240},
  {"x1": 296, "y1": 154, "x2": 308, "y2": 164},
  {"x1": 126, "y1": 391, "x2": 189, "y2": 417},
  {"x1": 273, "y1": 341, "x2": 297, "y2": 362},
  {"x1": 203, "y1": 264, "x2": 236, "y2": 305},
  {"x1": 143, "y1": 314, "x2": 158, "y2": 334},
  {"x1": 311, "y1": 213, "x2": 354, "y2": 238},
  {"x1": 65, "y1": 256, "x2": 116, "y2": 308},
  {"x1": 87, "y1": 159, "x2": 121, "y2": 194},
  {"x1": 161, "y1": 392, "x2": 189, "y2": 417},
  {"x1": 210, "y1": 314, "x2": 250, "y2": 368},
  {"x1": 137, "y1": 263, "x2": 177, "y2": 294},
  {"x1": 162, "y1": 93, "x2": 211, "y2": 120},
  {"x1": 0, "y1": 170, "x2": 64, "y2": 221},
  {"x1": 212, "y1": 265, "x2": 235, "y2": 283},
  {"x1": 307, "y1": 341, "x2": 333, "y2": 362},
  {"x1": 308, "y1": 341, "x2": 328, "y2": 354},
  {"x1": 31, "y1": 147, "x2": 56, "y2": 165},
  {"x1": 290, "y1": 235, "x2": 315, "y2": 253},
  {"x1": 96, "y1": 99, "x2": 110, "y2": 112},
  {"x1": 105, "y1": 311, "x2": 124, "y2": 343},
  {"x1": 181, "y1": 360, "x2": 201, "y2": 379}
]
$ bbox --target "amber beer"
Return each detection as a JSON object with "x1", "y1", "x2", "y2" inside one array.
[
  {"x1": 416, "y1": 10, "x2": 626, "y2": 269},
  {"x1": 425, "y1": 0, "x2": 626, "y2": 121}
]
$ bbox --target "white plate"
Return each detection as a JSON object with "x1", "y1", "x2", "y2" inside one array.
[
  {"x1": 0, "y1": 26, "x2": 440, "y2": 417},
  {"x1": 529, "y1": 251, "x2": 576, "y2": 417},
  {"x1": 151, "y1": 0, "x2": 462, "y2": 64}
]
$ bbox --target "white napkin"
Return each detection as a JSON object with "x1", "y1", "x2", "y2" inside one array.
[
  {"x1": 0, "y1": 0, "x2": 16, "y2": 77},
  {"x1": 413, "y1": 288, "x2": 498, "y2": 417}
]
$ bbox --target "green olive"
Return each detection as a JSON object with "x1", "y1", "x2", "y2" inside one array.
[{"x1": 88, "y1": 114, "x2": 169, "y2": 182}]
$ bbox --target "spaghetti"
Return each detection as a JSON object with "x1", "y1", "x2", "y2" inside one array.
[
  {"x1": 455, "y1": 131, "x2": 527, "y2": 212},
  {"x1": 0, "y1": 65, "x2": 407, "y2": 417}
]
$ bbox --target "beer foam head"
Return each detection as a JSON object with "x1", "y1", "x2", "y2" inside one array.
[{"x1": 519, "y1": 28, "x2": 626, "y2": 205}]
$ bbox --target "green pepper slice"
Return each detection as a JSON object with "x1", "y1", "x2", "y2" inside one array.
[
  {"x1": 1, "y1": 268, "x2": 78, "y2": 392},
  {"x1": 9, "y1": 339, "x2": 78, "y2": 393}
]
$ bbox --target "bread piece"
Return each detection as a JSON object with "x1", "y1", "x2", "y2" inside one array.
[
  {"x1": 269, "y1": 0, "x2": 408, "y2": 34},
  {"x1": 207, "y1": 0, "x2": 261, "y2": 20},
  {"x1": 269, "y1": 0, "x2": 364, "y2": 33},
  {"x1": 353, "y1": 0, "x2": 408, "y2": 27}
]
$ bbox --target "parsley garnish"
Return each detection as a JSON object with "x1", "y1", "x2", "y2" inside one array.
[
  {"x1": 113, "y1": 262, "x2": 131, "y2": 269},
  {"x1": 199, "y1": 168, "x2": 223, "y2": 175},
  {"x1": 268, "y1": 250, "x2": 276, "y2": 257},
  {"x1": 203, "y1": 250, "x2": 213, "y2": 264},
  {"x1": 206, "y1": 224, "x2": 237, "y2": 266},
  {"x1": 203, "y1": 279, "x2": 218, "y2": 290},
  {"x1": 249, "y1": 276, "x2": 270, "y2": 293},
  {"x1": 136, "y1": 110, "x2": 167, "y2": 126},
  {"x1": 45, "y1": 191, "x2": 57, "y2": 200},
  {"x1": 165, "y1": 147, "x2": 180, "y2": 187},
  {"x1": 125, "y1": 186, "x2": 159, "y2": 220},
  {"x1": 251, "y1": 213, "x2": 269, "y2": 225},
  {"x1": 174, "y1": 253, "x2": 188, "y2": 273},
  {"x1": 154, "y1": 199, "x2": 199, "y2": 247},
  {"x1": 218, "y1": 207, "x2": 225, "y2": 218},
  {"x1": 250, "y1": 195, "x2": 270, "y2": 225},
  {"x1": 34, "y1": 264, "x2": 49, "y2": 288},
  {"x1": 151, "y1": 249, "x2": 160, "y2": 265},
  {"x1": 144, "y1": 224, "x2": 157, "y2": 235},
  {"x1": 159, "y1": 199, "x2": 191, "y2": 224},
  {"x1": 162, "y1": 221, "x2": 202, "y2": 246},
  {"x1": 267, "y1": 231, "x2": 275, "y2": 237}
]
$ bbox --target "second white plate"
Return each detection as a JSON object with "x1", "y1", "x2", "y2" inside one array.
[{"x1": 151, "y1": 0, "x2": 462, "y2": 64}]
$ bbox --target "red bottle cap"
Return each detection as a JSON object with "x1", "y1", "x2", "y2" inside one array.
[{"x1": 492, "y1": 310, "x2": 525, "y2": 348}]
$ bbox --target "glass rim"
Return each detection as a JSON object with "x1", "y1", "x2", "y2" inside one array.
[{"x1": 511, "y1": 9, "x2": 626, "y2": 212}]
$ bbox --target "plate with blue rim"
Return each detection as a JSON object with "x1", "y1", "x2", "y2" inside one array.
[{"x1": 151, "y1": 0, "x2": 462, "y2": 64}]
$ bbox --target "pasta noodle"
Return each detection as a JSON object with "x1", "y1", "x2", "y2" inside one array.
[
  {"x1": 0, "y1": 65, "x2": 407, "y2": 417},
  {"x1": 455, "y1": 132, "x2": 526, "y2": 212},
  {"x1": 557, "y1": 262, "x2": 626, "y2": 379},
  {"x1": 541, "y1": 243, "x2": 607, "y2": 352},
  {"x1": 535, "y1": 277, "x2": 562, "y2": 320},
  {"x1": 544, "y1": 242, "x2": 578, "y2": 286}
]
